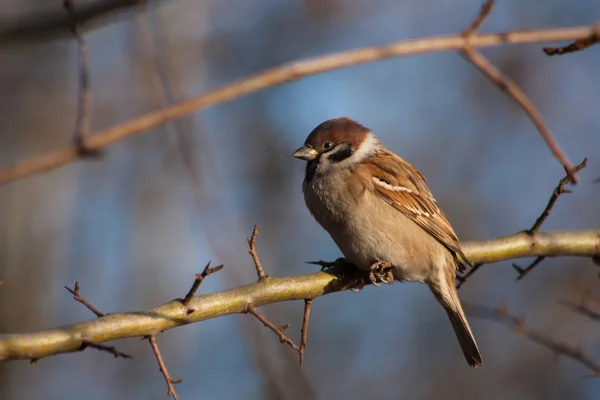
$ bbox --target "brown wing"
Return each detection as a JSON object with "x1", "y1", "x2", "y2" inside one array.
[{"x1": 362, "y1": 150, "x2": 471, "y2": 270}]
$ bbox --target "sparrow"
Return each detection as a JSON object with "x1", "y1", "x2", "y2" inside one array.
[{"x1": 292, "y1": 117, "x2": 482, "y2": 367}]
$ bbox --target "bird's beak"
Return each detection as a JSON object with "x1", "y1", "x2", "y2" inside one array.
[{"x1": 291, "y1": 145, "x2": 319, "y2": 161}]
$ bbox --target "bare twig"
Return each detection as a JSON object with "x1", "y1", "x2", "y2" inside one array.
[
  {"x1": 247, "y1": 306, "x2": 299, "y2": 352},
  {"x1": 455, "y1": 263, "x2": 484, "y2": 289},
  {"x1": 79, "y1": 340, "x2": 132, "y2": 359},
  {"x1": 469, "y1": 304, "x2": 600, "y2": 376},
  {"x1": 529, "y1": 158, "x2": 588, "y2": 234},
  {"x1": 181, "y1": 262, "x2": 223, "y2": 311},
  {"x1": 464, "y1": 0, "x2": 494, "y2": 36},
  {"x1": 143, "y1": 2, "x2": 206, "y2": 174},
  {"x1": 1, "y1": 230, "x2": 598, "y2": 361},
  {"x1": 147, "y1": 335, "x2": 182, "y2": 400},
  {"x1": 248, "y1": 225, "x2": 268, "y2": 280},
  {"x1": 511, "y1": 256, "x2": 546, "y2": 281},
  {"x1": 510, "y1": 158, "x2": 588, "y2": 278},
  {"x1": 0, "y1": 23, "x2": 596, "y2": 186},
  {"x1": 461, "y1": 1, "x2": 577, "y2": 183},
  {"x1": 561, "y1": 299, "x2": 600, "y2": 323},
  {"x1": 64, "y1": 281, "x2": 104, "y2": 317},
  {"x1": 544, "y1": 22, "x2": 600, "y2": 56},
  {"x1": 462, "y1": 48, "x2": 577, "y2": 181},
  {"x1": 299, "y1": 299, "x2": 313, "y2": 366},
  {"x1": 457, "y1": 157, "x2": 588, "y2": 285},
  {"x1": 543, "y1": 37, "x2": 599, "y2": 56},
  {"x1": 63, "y1": 0, "x2": 100, "y2": 158}
]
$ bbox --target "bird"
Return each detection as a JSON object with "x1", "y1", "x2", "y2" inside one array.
[{"x1": 291, "y1": 117, "x2": 482, "y2": 367}]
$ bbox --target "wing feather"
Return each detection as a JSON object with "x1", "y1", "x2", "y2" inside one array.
[{"x1": 361, "y1": 150, "x2": 471, "y2": 271}]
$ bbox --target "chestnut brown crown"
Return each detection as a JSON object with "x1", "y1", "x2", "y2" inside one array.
[
  {"x1": 292, "y1": 117, "x2": 374, "y2": 161},
  {"x1": 304, "y1": 117, "x2": 371, "y2": 152}
]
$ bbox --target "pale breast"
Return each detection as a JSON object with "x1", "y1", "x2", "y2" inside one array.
[{"x1": 303, "y1": 172, "x2": 444, "y2": 282}]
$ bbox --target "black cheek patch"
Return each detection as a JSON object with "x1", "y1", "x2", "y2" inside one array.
[
  {"x1": 327, "y1": 145, "x2": 353, "y2": 162},
  {"x1": 305, "y1": 160, "x2": 318, "y2": 183}
]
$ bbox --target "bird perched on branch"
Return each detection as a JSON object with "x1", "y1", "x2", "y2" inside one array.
[{"x1": 292, "y1": 117, "x2": 482, "y2": 367}]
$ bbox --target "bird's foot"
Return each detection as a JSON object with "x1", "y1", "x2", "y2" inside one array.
[
  {"x1": 368, "y1": 260, "x2": 394, "y2": 287},
  {"x1": 307, "y1": 257, "x2": 349, "y2": 271}
]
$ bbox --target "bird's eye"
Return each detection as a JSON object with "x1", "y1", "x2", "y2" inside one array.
[{"x1": 323, "y1": 142, "x2": 333, "y2": 150}]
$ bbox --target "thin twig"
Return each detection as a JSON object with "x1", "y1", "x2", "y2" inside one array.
[
  {"x1": 461, "y1": 0, "x2": 577, "y2": 183},
  {"x1": 456, "y1": 156, "x2": 586, "y2": 285},
  {"x1": 509, "y1": 158, "x2": 588, "y2": 279},
  {"x1": 147, "y1": 335, "x2": 182, "y2": 400},
  {"x1": 462, "y1": 46, "x2": 577, "y2": 182},
  {"x1": 181, "y1": 261, "x2": 223, "y2": 311},
  {"x1": 561, "y1": 300, "x2": 600, "y2": 323},
  {"x1": 461, "y1": 52, "x2": 576, "y2": 182},
  {"x1": 248, "y1": 225, "x2": 268, "y2": 280},
  {"x1": 299, "y1": 299, "x2": 313, "y2": 366},
  {"x1": 64, "y1": 281, "x2": 104, "y2": 317},
  {"x1": 464, "y1": 0, "x2": 495, "y2": 36},
  {"x1": 529, "y1": 158, "x2": 588, "y2": 234},
  {"x1": 455, "y1": 263, "x2": 484, "y2": 289},
  {"x1": 511, "y1": 256, "x2": 546, "y2": 281},
  {"x1": 468, "y1": 304, "x2": 600, "y2": 376},
  {"x1": 544, "y1": 22, "x2": 600, "y2": 56},
  {"x1": 246, "y1": 306, "x2": 299, "y2": 351},
  {"x1": 63, "y1": 0, "x2": 99, "y2": 158},
  {"x1": 0, "y1": 23, "x2": 596, "y2": 186},
  {"x1": 79, "y1": 340, "x2": 132, "y2": 359}
]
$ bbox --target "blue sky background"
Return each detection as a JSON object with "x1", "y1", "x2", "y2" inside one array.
[{"x1": 1, "y1": 1, "x2": 599, "y2": 399}]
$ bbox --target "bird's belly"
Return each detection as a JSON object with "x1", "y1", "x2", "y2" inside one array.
[{"x1": 325, "y1": 194, "x2": 433, "y2": 283}]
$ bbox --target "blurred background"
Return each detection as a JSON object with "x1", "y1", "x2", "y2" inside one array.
[{"x1": 1, "y1": 0, "x2": 599, "y2": 399}]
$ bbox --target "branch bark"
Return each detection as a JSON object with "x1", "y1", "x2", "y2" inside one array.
[
  {"x1": 0, "y1": 22, "x2": 596, "y2": 186},
  {"x1": 0, "y1": 229, "x2": 598, "y2": 361}
]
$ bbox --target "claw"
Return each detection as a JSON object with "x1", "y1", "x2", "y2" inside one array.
[
  {"x1": 350, "y1": 277, "x2": 366, "y2": 292},
  {"x1": 368, "y1": 259, "x2": 393, "y2": 286}
]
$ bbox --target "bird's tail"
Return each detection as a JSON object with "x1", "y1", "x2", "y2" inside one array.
[{"x1": 429, "y1": 276, "x2": 482, "y2": 368}]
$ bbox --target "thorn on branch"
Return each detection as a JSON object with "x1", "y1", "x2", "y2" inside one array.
[
  {"x1": 528, "y1": 158, "x2": 588, "y2": 234},
  {"x1": 246, "y1": 306, "x2": 299, "y2": 351},
  {"x1": 79, "y1": 340, "x2": 132, "y2": 359},
  {"x1": 307, "y1": 257, "x2": 349, "y2": 271},
  {"x1": 248, "y1": 225, "x2": 268, "y2": 280},
  {"x1": 180, "y1": 261, "x2": 224, "y2": 313},
  {"x1": 512, "y1": 256, "x2": 546, "y2": 281},
  {"x1": 299, "y1": 299, "x2": 313, "y2": 366},
  {"x1": 468, "y1": 303, "x2": 600, "y2": 376},
  {"x1": 64, "y1": 281, "x2": 104, "y2": 317},
  {"x1": 147, "y1": 335, "x2": 182, "y2": 400}
]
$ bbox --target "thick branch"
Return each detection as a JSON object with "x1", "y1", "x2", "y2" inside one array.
[
  {"x1": 0, "y1": 229, "x2": 598, "y2": 361},
  {"x1": 0, "y1": 23, "x2": 596, "y2": 186}
]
